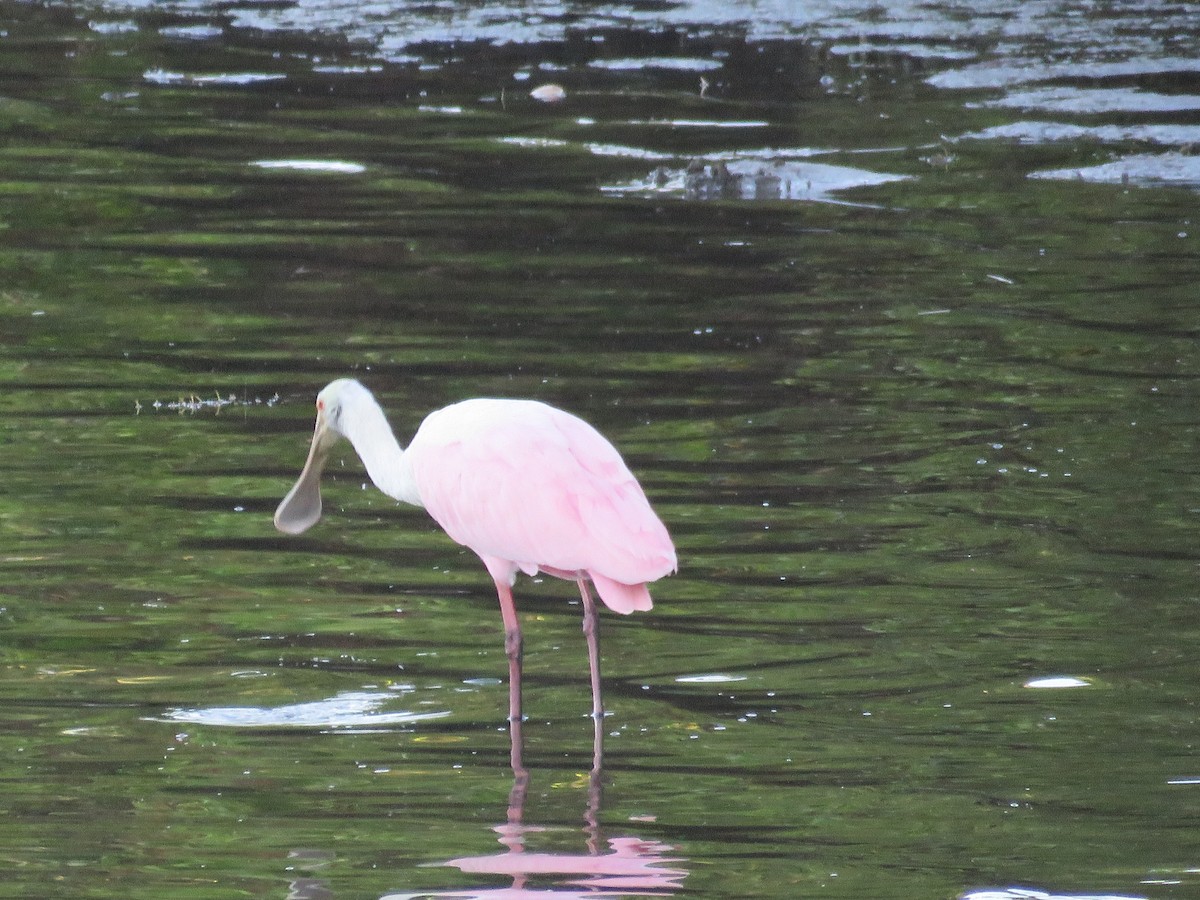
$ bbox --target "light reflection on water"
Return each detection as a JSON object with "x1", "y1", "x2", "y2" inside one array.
[
  {"x1": 605, "y1": 158, "x2": 911, "y2": 203},
  {"x1": 977, "y1": 88, "x2": 1200, "y2": 115},
  {"x1": 1029, "y1": 153, "x2": 1200, "y2": 189},
  {"x1": 160, "y1": 690, "x2": 451, "y2": 729}
]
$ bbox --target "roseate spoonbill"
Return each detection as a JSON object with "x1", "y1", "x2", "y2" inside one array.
[{"x1": 274, "y1": 379, "x2": 676, "y2": 729}]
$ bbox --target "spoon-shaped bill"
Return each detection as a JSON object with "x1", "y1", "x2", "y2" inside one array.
[{"x1": 274, "y1": 415, "x2": 337, "y2": 535}]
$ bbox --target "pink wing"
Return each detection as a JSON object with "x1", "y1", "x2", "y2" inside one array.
[{"x1": 405, "y1": 399, "x2": 676, "y2": 608}]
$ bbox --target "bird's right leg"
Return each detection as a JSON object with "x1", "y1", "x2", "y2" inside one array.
[
  {"x1": 494, "y1": 578, "x2": 524, "y2": 729},
  {"x1": 577, "y1": 578, "x2": 604, "y2": 722}
]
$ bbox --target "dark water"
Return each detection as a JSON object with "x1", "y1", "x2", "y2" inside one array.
[{"x1": 1, "y1": 1, "x2": 1199, "y2": 898}]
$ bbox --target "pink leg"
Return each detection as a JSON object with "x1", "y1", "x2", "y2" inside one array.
[
  {"x1": 578, "y1": 578, "x2": 604, "y2": 721},
  {"x1": 494, "y1": 579, "x2": 523, "y2": 729}
]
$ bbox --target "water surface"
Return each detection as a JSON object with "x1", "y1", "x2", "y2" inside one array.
[{"x1": 1, "y1": 1, "x2": 1198, "y2": 898}]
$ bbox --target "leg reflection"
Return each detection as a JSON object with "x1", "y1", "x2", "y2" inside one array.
[{"x1": 414, "y1": 709, "x2": 686, "y2": 898}]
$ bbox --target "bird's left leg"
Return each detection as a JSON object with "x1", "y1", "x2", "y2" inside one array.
[{"x1": 494, "y1": 578, "x2": 524, "y2": 731}]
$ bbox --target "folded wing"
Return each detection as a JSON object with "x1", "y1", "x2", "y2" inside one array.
[{"x1": 406, "y1": 399, "x2": 675, "y2": 611}]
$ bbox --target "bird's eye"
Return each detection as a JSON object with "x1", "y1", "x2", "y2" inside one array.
[{"x1": 316, "y1": 399, "x2": 325, "y2": 411}]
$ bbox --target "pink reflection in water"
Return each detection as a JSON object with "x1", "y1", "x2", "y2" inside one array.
[
  {"x1": 381, "y1": 719, "x2": 687, "y2": 899},
  {"x1": 443, "y1": 826, "x2": 686, "y2": 895}
]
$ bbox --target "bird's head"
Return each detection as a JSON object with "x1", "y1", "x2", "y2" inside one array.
[{"x1": 273, "y1": 379, "x2": 366, "y2": 535}]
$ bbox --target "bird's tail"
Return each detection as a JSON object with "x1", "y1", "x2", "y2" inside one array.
[{"x1": 590, "y1": 572, "x2": 654, "y2": 615}]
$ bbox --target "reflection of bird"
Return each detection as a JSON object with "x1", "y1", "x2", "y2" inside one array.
[{"x1": 275, "y1": 379, "x2": 677, "y2": 728}]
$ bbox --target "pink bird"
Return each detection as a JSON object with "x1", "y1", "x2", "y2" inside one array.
[{"x1": 274, "y1": 379, "x2": 676, "y2": 727}]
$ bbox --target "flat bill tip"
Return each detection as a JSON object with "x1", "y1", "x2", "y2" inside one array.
[
  {"x1": 275, "y1": 412, "x2": 336, "y2": 535},
  {"x1": 274, "y1": 478, "x2": 322, "y2": 534}
]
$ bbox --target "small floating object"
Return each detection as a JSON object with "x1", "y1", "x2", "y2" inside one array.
[
  {"x1": 1023, "y1": 676, "x2": 1091, "y2": 689},
  {"x1": 530, "y1": 83, "x2": 566, "y2": 102}
]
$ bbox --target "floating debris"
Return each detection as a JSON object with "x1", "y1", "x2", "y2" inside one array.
[{"x1": 138, "y1": 391, "x2": 281, "y2": 414}]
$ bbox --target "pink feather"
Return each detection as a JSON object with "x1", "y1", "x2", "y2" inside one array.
[{"x1": 406, "y1": 398, "x2": 676, "y2": 612}]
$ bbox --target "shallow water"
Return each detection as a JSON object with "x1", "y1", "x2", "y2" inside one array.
[{"x1": 1, "y1": 1, "x2": 1198, "y2": 898}]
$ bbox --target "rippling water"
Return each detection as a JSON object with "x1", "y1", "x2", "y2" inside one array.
[{"x1": 1, "y1": 1, "x2": 1198, "y2": 898}]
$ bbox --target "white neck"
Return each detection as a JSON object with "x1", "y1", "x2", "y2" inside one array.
[{"x1": 339, "y1": 394, "x2": 423, "y2": 507}]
